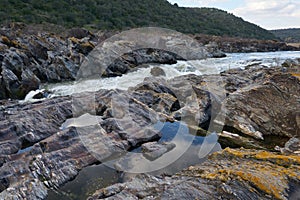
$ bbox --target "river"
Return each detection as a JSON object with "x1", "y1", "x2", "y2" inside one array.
[{"x1": 24, "y1": 51, "x2": 300, "y2": 101}]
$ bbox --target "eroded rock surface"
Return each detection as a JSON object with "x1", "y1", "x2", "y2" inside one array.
[
  {"x1": 0, "y1": 24, "x2": 95, "y2": 99},
  {"x1": 0, "y1": 65, "x2": 299, "y2": 199},
  {"x1": 0, "y1": 24, "x2": 221, "y2": 99},
  {"x1": 90, "y1": 148, "x2": 300, "y2": 200},
  {"x1": 141, "y1": 142, "x2": 176, "y2": 160}
]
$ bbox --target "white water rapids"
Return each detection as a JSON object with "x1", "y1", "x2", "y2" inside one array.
[{"x1": 24, "y1": 51, "x2": 300, "y2": 101}]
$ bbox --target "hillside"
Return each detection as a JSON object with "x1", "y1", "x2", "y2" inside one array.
[
  {"x1": 271, "y1": 28, "x2": 300, "y2": 43},
  {"x1": 0, "y1": 0, "x2": 275, "y2": 39}
]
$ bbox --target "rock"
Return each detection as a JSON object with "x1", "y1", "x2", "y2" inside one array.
[
  {"x1": 275, "y1": 137, "x2": 300, "y2": 154},
  {"x1": 205, "y1": 41, "x2": 226, "y2": 58},
  {"x1": 20, "y1": 68, "x2": 41, "y2": 95},
  {"x1": 223, "y1": 70, "x2": 300, "y2": 140},
  {"x1": 104, "y1": 48, "x2": 183, "y2": 77},
  {"x1": 150, "y1": 66, "x2": 166, "y2": 77},
  {"x1": 90, "y1": 148, "x2": 300, "y2": 200},
  {"x1": 0, "y1": 88, "x2": 170, "y2": 199},
  {"x1": 24, "y1": 89, "x2": 52, "y2": 101},
  {"x1": 141, "y1": 141, "x2": 176, "y2": 160},
  {"x1": 0, "y1": 75, "x2": 7, "y2": 99},
  {"x1": 195, "y1": 34, "x2": 300, "y2": 53},
  {"x1": 32, "y1": 90, "x2": 51, "y2": 99},
  {"x1": 1, "y1": 67, "x2": 22, "y2": 99},
  {"x1": 0, "y1": 24, "x2": 223, "y2": 99},
  {"x1": 0, "y1": 24, "x2": 97, "y2": 100},
  {"x1": 67, "y1": 28, "x2": 94, "y2": 39},
  {"x1": 0, "y1": 64, "x2": 299, "y2": 199}
]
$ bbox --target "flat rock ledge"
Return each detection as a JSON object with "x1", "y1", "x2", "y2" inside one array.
[{"x1": 90, "y1": 148, "x2": 300, "y2": 200}]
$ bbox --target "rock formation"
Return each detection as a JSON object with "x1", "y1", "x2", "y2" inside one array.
[{"x1": 0, "y1": 65, "x2": 299, "y2": 199}]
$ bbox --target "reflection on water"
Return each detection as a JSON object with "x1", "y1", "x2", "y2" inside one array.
[
  {"x1": 114, "y1": 121, "x2": 221, "y2": 175},
  {"x1": 47, "y1": 164, "x2": 120, "y2": 200},
  {"x1": 46, "y1": 121, "x2": 221, "y2": 199}
]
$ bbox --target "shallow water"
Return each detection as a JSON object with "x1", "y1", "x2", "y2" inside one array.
[
  {"x1": 47, "y1": 164, "x2": 120, "y2": 200},
  {"x1": 46, "y1": 121, "x2": 221, "y2": 200}
]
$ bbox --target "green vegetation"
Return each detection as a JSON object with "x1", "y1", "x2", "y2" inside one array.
[
  {"x1": 0, "y1": 0, "x2": 276, "y2": 39},
  {"x1": 271, "y1": 28, "x2": 300, "y2": 43}
]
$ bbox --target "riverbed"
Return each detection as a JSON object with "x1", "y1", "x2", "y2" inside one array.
[{"x1": 40, "y1": 51, "x2": 300, "y2": 199}]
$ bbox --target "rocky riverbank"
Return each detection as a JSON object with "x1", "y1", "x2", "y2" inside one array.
[
  {"x1": 195, "y1": 34, "x2": 300, "y2": 53},
  {"x1": 0, "y1": 63, "x2": 299, "y2": 199},
  {"x1": 1, "y1": 23, "x2": 299, "y2": 100},
  {"x1": 0, "y1": 23, "x2": 220, "y2": 100}
]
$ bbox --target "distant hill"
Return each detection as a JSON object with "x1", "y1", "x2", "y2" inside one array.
[
  {"x1": 271, "y1": 28, "x2": 300, "y2": 43},
  {"x1": 0, "y1": 0, "x2": 276, "y2": 39}
]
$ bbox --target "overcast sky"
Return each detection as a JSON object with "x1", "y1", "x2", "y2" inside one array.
[{"x1": 168, "y1": 0, "x2": 300, "y2": 30}]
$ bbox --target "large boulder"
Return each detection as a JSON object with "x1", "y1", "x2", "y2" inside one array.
[{"x1": 103, "y1": 48, "x2": 183, "y2": 77}]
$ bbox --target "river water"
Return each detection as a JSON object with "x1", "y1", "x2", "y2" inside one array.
[
  {"x1": 41, "y1": 51, "x2": 299, "y2": 199},
  {"x1": 24, "y1": 51, "x2": 300, "y2": 101}
]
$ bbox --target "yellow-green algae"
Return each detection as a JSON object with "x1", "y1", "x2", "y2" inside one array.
[{"x1": 181, "y1": 148, "x2": 300, "y2": 200}]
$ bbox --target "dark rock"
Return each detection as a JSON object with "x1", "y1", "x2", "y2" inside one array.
[
  {"x1": 104, "y1": 49, "x2": 183, "y2": 77},
  {"x1": 0, "y1": 75, "x2": 7, "y2": 99},
  {"x1": 20, "y1": 68, "x2": 41, "y2": 95},
  {"x1": 150, "y1": 66, "x2": 166, "y2": 77},
  {"x1": 24, "y1": 89, "x2": 52, "y2": 100},
  {"x1": 67, "y1": 28, "x2": 93, "y2": 39},
  {"x1": 1, "y1": 67, "x2": 22, "y2": 99},
  {"x1": 0, "y1": 24, "x2": 96, "y2": 100}
]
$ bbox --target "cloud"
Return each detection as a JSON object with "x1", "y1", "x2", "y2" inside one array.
[
  {"x1": 232, "y1": 0, "x2": 300, "y2": 29},
  {"x1": 168, "y1": 0, "x2": 300, "y2": 29}
]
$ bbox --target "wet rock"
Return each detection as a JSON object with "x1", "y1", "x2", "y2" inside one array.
[
  {"x1": 32, "y1": 90, "x2": 51, "y2": 99},
  {"x1": 141, "y1": 141, "x2": 176, "y2": 160},
  {"x1": 150, "y1": 66, "x2": 166, "y2": 77}
]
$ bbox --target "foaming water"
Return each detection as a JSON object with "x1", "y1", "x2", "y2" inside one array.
[
  {"x1": 44, "y1": 64, "x2": 203, "y2": 97},
  {"x1": 24, "y1": 51, "x2": 300, "y2": 101}
]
